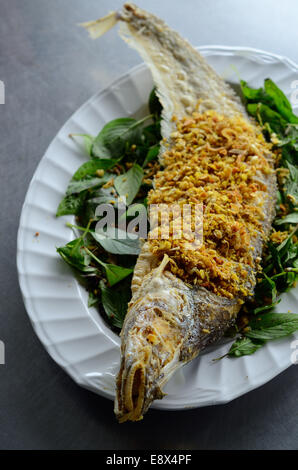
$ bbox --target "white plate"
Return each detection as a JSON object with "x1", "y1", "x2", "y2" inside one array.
[{"x1": 17, "y1": 46, "x2": 298, "y2": 410}]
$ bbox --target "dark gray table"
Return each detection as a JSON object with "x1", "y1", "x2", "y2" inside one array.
[{"x1": 1, "y1": 0, "x2": 298, "y2": 450}]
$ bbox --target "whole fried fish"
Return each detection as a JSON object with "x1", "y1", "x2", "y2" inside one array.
[{"x1": 82, "y1": 3, "x2": 277, "y2": 422}]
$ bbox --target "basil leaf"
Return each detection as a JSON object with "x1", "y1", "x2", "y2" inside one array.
[
  {"x1": 240, "y1": 80, "x2": 274, "y2": 107},
  {"x1": 76, "y1": 200, "x2": 96, "y2": 227},
  {"x1": 125, "y1": 203, "x2": 147, "y2": 219},
  {"x1": 276, "y1": 225, "x2": 298, "y2": 258},
  {"x1": 228, "y1": 337, "x2": 264, "y2": 357},
  {"x1": 283, "y1": 161, "x2": 298, "y2": 208},
  {"x1": 92, "y1": 117, "x2": 144, "y2": 159},
  {"x1": 90, "y1": 187, "x2": 117, "y2": 205},
  {"x1": 247, "y1": 313, "x2": 298, "y2": 341},
  {"x1": 56, "y1": 191, "x2": 87, "y2": 217},
  {"x1": 247, "y1": 103, "x2": 288, "y2": 134},
  {"x1": 253, "y1": 299, "x2": 281, "y2": 315},
  {"x1": 284, "y1": 244, "x2": 298, "y2": 265},
  {"x1": 149, "y1": 87, "x2": 162, "y2": 120},
  {"x1": 264, "y1": 79, "x2": 298, "y2": 124},
  {"x1": 70, "y1": 133, "x2": 94, "y2": 156},
  {"x1": 257, "y1": 272, "x2": 277, "y2": 303},
  {"x1": 240, "y1": 79, "x2": 298, "y2": 125},
  {"x1": 275, "y1": 212, "x2": 298, "y2": 225},
  {"x1": 225, "y1": 313, "x2": 298, "y2": 357},
  {"x1": 91, "y1": 227, "x2": 140, "y2": 255},
  {"x1": 104, "y1": 263, "x2": 133, "y2": 287},
  {"x1": 88, "y1": 291, "x2": 99, "y2": 308},
  {"x1": 280, "y1": 125, "x2": 298, "y2": 151},
  {"x1": 142, "y1": 122, "x2": 161, "y2": 146},
  {"x1": 100, "y1": 279, "x2": 131, "y2": 329},
  {"x1": 267, "y1": 241, "x2": 283, "y2": 272},
  {"x1": 72, "y1": 159, "x2": 117, "y2": 181},
  {"x1": 84, "y1": 247, "x2": 133, "y2": 287},
  {"x1": 143, "y1": 144, "x2": 160, "y2": 168},
  {"x1": 114, "y1": 164, "x2": 144, "y2": 205},
  {"x1": 66, "y1": 176, "x2": 110, "y2": 196},
  {"x1": 57, "y1": 238, "x2": 97, "y2": 274},
  {"x1": 91, "y1": 136, "x2": 113, "y2": 159}
]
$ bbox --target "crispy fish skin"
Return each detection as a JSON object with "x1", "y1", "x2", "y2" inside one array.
[
  {"x1": 116, "y1": 249, "x2": 241, "y2": 422},
  {"x1": 117, "y1": 4, "x2": 246, "y2": 144},
  {"x1": 82, "y1": 3, "x2": 277, "y2": 422},
  {"x1": 82, "y1": 3, "x2": 246, "y2": 146}
]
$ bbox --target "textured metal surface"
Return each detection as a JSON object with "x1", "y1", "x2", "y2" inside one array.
[{"x1": 1, "y1": 0, "x2": 298, "y2": 450}]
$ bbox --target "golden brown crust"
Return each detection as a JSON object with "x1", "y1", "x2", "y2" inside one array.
[{"x1": 147, "y1": 110, "x2": 276, "y2": 298}]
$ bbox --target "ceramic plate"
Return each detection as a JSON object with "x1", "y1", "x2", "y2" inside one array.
[{"x1": 17, "y1": 46, "x2": 298, "y2": 410}]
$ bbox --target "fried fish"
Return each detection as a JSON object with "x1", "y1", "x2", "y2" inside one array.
[{"x1": 82, "y1": 3, "x2": 277, "y2": 422}]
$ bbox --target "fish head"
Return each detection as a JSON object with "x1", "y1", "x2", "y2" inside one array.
[{"x1": 114, "y1": 259, "x2": 193, "y2": 422}]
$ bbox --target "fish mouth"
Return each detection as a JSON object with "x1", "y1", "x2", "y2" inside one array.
[
  {"x1": 115, "y1": 360, "x2": 148, "y2": 423},
  {"x1": 114, "y1": 259, "x2": 193, "y2": 423},
  {"x1": 115, "y1": 350, "x2": 180, "y2": 423},
  {"x1": 115, "y1": 330, "x2": 168, "y2": 422},
  {"x1": 114, "y1": 300, "x2": 185, "y2": 422}
]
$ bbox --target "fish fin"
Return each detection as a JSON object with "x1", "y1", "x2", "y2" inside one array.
[{"x1": 80, "y1": 11, "x2": 118, "y2": 38}]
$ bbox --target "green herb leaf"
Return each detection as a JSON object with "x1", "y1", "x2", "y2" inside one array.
[
  {"x1": 253, "y1": 299, "x2": 281, "y2": 315},
  {"x1": 57, "y1": 238, "x2": 97, "y2": 274},
  {"x1": 275, "y1": 212, "x2": 298, "y2": 225},
  {"x1": 72, "y1": 159, "x2": 117, "y2": 181},
  {"x1": 66, "y1": 176, "x2": 110, "y2": 196},
  {"x1": 70, "y1": 133, "x2": 94, "y2": 156},
  {"x1": 268, "y1": 241, "x2": 283, "y2": 271},
  {"x1": 276, "y1": 225, "x2": 298, "y2": 258},
  {"x1": 283, "y1": 161, "x2": 298, "y2": 208},
  {"x1": 240, "y1": 80, "x2": 274, "y2": 107},
  {"x1": 91, "y1": 227, "x2": 140, "y2": 255},
  {"x1": 228, "y1": 337, "x2": 264, "y2": 357},
  {"x1": 247, "y1": 103, "x2": 288, "y2": 134},
  {"x1": 247, "y1": 313, "x2": 298, "y2": 341},
  {"x1": 114, "y1": 164, "x2": 144, "y2": 205},
  {"x1": 264, "y1": 79, "x2": 298, "y2": 124},
  {"x1": 257, "y1": 272, "x2": 277, "y2": 303},
  {"x1": 56, "y1": 191, "x2": 87, "y2": 217},
  {"x1": 92, "y1": 118, "x2": 135, "y2": 159},
  {"x1": 142, "y1": 122, "x2": 161, "y2": 146},
  {"x1": 125, "y1": 203, "x2": 147, "y2": 219},
  {"x1": 143, "y1": 144, "x2": 160, "y2": 168},
  {"x1": 104, "y1": 263, "x2": 133, "y2": 287},
  {"x1": 90, "y1": 187, "x2": 117, "y2": 205},
  {"x1": 92, "y1": 116, "x2": 151, "y2": 159},
  {"x1": 84, "y1": 247, "x2": 133, "y2": 287},
  {"x1": 100, "y1": 279, "x2": 131, "y2": 329},
  {"x1": 148, "y1": 87, "x2": 162, "y2": 120},
  {"x1": 88, "y1": 291, "x2": 99, "y2": 308},
  {"x1": 279, "y1": 125, "x2": 298, "y2": 151}
]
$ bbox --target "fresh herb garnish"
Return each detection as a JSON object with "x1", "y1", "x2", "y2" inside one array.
[
  {"x1": 56, "y1": 89, "x2": 161, "y2": 329},
  {"x1": 100, "y1": 279, "x2": 132, "y2": 329},
  {"x1": 114, "y1": 163, "x2": 144, "y2": 205},
  {"x1": 72, "y1": 159, "x2": 117, "y2": 180},
  {"x1": 226, "y1": 337, "x2": 264, "y2": 358},
  {"x1": 91, "y1": 227, "x2": 140, "y2": 256},
  {"x1": 226, "y1": 79, "x2": 298, "y2": 357}
]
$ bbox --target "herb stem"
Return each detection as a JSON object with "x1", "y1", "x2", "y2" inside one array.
[
  {"x1": 270, "y1": 269, "x2": 298, "y2": 280},
  {"x1": 66, "y1": 221, "x2": 91, "y2": 233},
  {"x1": 84, "y1": 246, "x2": 106, "y2": 268}
]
